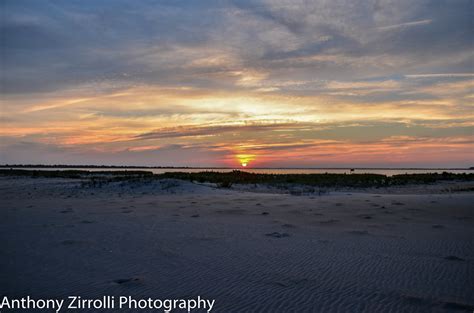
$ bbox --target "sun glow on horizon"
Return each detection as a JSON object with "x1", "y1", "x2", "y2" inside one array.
[{"x1": 236, "y1": 154, "x2": 255, "y2": 168}]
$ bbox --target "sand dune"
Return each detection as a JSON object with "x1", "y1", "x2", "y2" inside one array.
[{"x1": 1, "y1": 176, "x2": 473, "y2": 312}]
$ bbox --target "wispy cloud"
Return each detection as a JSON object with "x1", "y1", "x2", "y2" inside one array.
[
  {"x1": 136, "y1": 121, "x2": 307, "y2": 140},
  {"x1": 405, "y1": 73, "x2": 474, "y2": 79},
  {"x1": 377, "y1": 19, "x2": 432, "y2": 31}
]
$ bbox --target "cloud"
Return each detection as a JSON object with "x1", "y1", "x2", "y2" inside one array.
[
  {"x1": 405, "y1": 73, "x2": 474, "y2": 79},
  {"x1": 377, "y1": 19, "x2": 432, "y2": 31},
  {"x1": 136, "y1": 121, "x2": 307, "y2": 140},
  {"x1": 323, "y1": 80, "x2": 401, "y2": 96},
  {"x1": 127, "y1": 145, "x2": 162, "y2": 152},
  {"x1": 1, "y1": 0, "x2": 473, "y2": 167},
  {"x1": 2, "y1": 0, "x2": 472, "y2": 95}
]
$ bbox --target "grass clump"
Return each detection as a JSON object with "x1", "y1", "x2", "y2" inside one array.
[
  {"x1": 0, "y1": 169, "x2": 153, "y2": 180},
  {"x1": 1, "y1": 169, "x2": 473, "y2": 188},
  {"x1": 157, "y1": 170, "x2": 474, "y2": 188}
]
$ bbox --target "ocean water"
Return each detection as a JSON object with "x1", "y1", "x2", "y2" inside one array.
[{"x1": 6, "y1": 167, "x2": 473, "y2": 176}]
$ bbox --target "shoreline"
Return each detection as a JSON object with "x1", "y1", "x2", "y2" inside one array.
[{"x1": 1, "y1": 164, "x2": 473, "y2": 171}]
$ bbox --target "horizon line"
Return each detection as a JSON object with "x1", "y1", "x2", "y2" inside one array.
[{"x1": 1, "y1": 164, "x2": 473, "y2": 170}]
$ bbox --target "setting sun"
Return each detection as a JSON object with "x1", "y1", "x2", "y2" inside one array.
[{"x1": 236, "y1": 154, "x2": 255, "y2": 168}]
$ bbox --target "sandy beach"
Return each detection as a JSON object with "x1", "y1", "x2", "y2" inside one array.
[{"x1": 0, "y1": 175, "x2": 473, "y2": 312}]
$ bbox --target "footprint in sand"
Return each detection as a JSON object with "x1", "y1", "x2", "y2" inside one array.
[
  {"x1": 392, "y1": 202, "x2": 405, "y2": 206},
  {"x1": 444, "y1": 255, "x2": 465, "y2": 261},
  {"x1": 61, "y1": 240, "x2": 88, "y2": 245},
  {"x1": 357, "y1": 214, "x2": 373, "y2": 220},
  {"x1": 408, "y1": 208, "x2": 423, "y2": 212},
  {"x1": 216, "y1": 209, "x2": 246, "y2": 215},
  {"x1": 80, "y1": 220, "x2": 95, "y2": 224},
  {"x1": 261, "y1": 212, "x2": 269, "y2": 215},
  {"x1": 113, "y1": 277, "x2": 141, "y2": 285},
  {"x1": 265, "y1": 232, "x2": 290, "y2": 238},
  {"x1": 348, "y1": 230, "x2": 369, "y2": 235},
  {"x1": 320, "y1": 219, "x2": 339, "y2": 224}
]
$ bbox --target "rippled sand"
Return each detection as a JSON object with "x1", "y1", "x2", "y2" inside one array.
[{"x1": 1, "y1": 177, "x2": 473, "y2": 312}]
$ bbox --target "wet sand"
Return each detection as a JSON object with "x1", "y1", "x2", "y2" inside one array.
[{"x1": 1, "y1": 177, "x2": 473, "y2": 312}]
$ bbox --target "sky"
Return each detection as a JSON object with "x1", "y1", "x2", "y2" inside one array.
[{"x1": 1, "y1": 0, "x2": 473, "y2": 168}]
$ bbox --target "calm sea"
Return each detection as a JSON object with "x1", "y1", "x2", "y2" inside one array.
[{"x1": 7, "y1": 167, "x2": 473, "y2": 176}]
